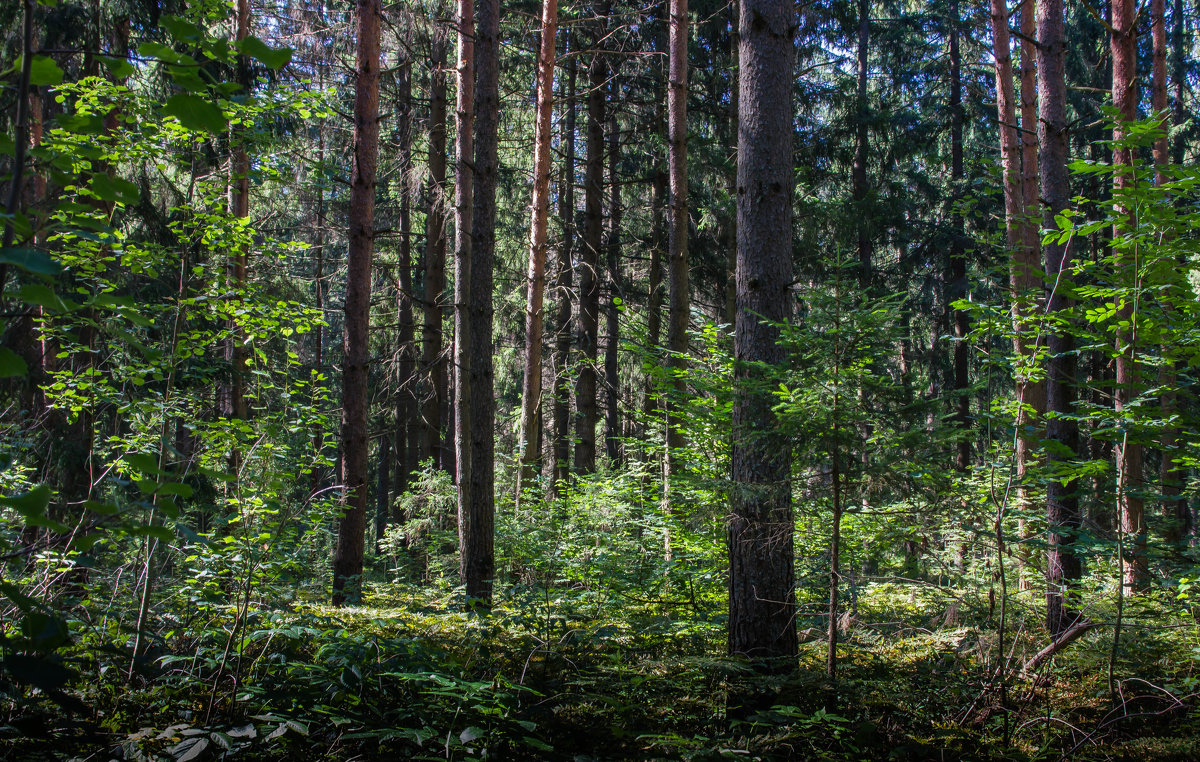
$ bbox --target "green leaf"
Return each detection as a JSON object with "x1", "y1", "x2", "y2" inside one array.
[
  {"x1": 164, "y1": 93, "x2": 227, "y2": 134},
  {"x1": 239, "y1": 35, "x2": 293, "y2": 70},
  {"x1": 0, "y1": 485, "x2": 51, "y2": 519},
  {"x1": 19, "y1": 284, "x2": 69, "y2": 313},
  {"x1": 90, "y1": 174, "x2": 140, "y2": 205},
  {"x1": 0, "y1": 348, "x2": 28, "y2": 378},
  {"x1": 28, "y1": 55, "x2": 64, "y2": 86},
  {"x1": 126, "y1": 525, "x2": 174, "y2": 542},
  {"x1": 157, "y1": 481, "x2": 194, "y2": 498},
  {"x1": 97, "y1": 55, "x2": 135, "y2": 80},
  {"x1": 125, "y1": 453, "x2": 167, "y2": 476},
  {"x1": 0, "y1": 247, "x2": 61, "y2": 275},
  {"x1": 0, "y1": 134, "x2": 14, "y2": 157},
  {"x1": 3, "y1": 654, "x2": 75, "y2": 692},
  {"x1": 161, "y1": 15, "x2": 202, "y2": 42}
]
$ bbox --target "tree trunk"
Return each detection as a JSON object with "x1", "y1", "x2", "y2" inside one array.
[
  {"x1": 453, "y1": 0, "x2": 476, "y2": 590},
  {"x1": 729, "y1": 0, "x2": 797, "y2": 670},
  {"x1": 375, "y1": 435, "x2": 391, "y2": 553},
  {"x1": 948, "y1": 0, "x2": 970, "y2": 473},
  {"x1": 461, "y1": 0, "x2": 500, "y2": 604},
  {"x1": 332, "y1": 0, "x2": 380, "y2": 606},
  {"x1": 853, "y1": 0, "x2": 871, "y2": 287},
  {"x1": 573, "y1": 2, "x2": 608, "y2": 475},
  {"x1": 517, "y1": 0, "x2": 559, "y2": 499},
  {"x1": 604, "y1": 107, "x2": 622, "y2": 465},
  {"x1": 1111, "y1": 0, "x2": 1146, "y2": 593},
  {"x1": 422, "y1": 30, "x2": 449, "y2": 471},
  {"x1": 225, "y1": 0, "x2": 251, "y2": 427},
  {"x1": 663, "y1": 0, "x2": 689, "y2": 509},
  {"x1": 1037, "y1": 0, "x2": 1082, "y2": 636},
  {"x1": 550, "y1": 33, "x2": 577, "y2": 493},
  {"x1": 396, "y1": 50, "x2": 419, "y2": 496}
]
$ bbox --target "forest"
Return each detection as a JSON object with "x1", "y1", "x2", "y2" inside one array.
[{"x1": 2, "y1": 0, "x2": 1200, "y2": 757}]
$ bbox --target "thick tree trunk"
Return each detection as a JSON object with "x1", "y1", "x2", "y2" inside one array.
[
  {"x1": 551, "y1": 36, "x2": 577, "y2": 493},
  {"x1": 517, "y1": 0, "x2": 559, "y2": 498},
  {"x1": 462, "y1": 0, "x2": 500, "y2": 604},
  {"x1": 663, "y1": 0, "x2": 689, "y2": 508},
  {"x1": 1111, "y1": 0, "x2": 1146, "y2": 592},
  {"x1": 1037, "y1": 0, "x2": 1082, "y2": 636},
  {"x1": 729, "y1": 0, "x2": 797, "y2": 670},
  {"x1": 332, "y1": 0, "x2": 380, "y2": 606},
  {"x1": 422, "y1": 31, "x2": 449, "y2": 471},
  {"x1": 573, "y1": 3, "x2": 608, "y2": 475}
]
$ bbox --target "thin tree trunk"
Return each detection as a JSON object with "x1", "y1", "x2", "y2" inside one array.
[
  {"x1": 225, "y1": 0, "x2": 251, "y2": 427},
  {"x1": 1037, "y1": 0, "x2": 1082, "y2": 636},
  {"x1": 573, "y1": 2, "x2": 608, "y2": 475},
  {"x1": 551, "y1": 34, "x2": 577, "y2": 493},
  {"x1": 422, "y1": 30, "x2": 449, "y2": 470},
  {"x1": 517, "y1": 0, "x2": 559, "y2": 499},
  {"x1": 396, "y1": 50, "x2": 419, "y2": 496},
  {"x1": 375, "y1": 435, "x2": 390, "y2": 553},
  {"x1": 948, "y1": 0, "x2": 970, "y2": 472},
  {"x1": 604, "y1": 106, "x2": 622, "y2": 465},
  {"x1": 729, "y1": 0, "x2": 797, "y2": 670},
  {"x1": 663, "y1": 0, "x2": 689, "y2": 510},
  {"x1": 462, "y1": 0, "x2": 499, "y2": 604},
  {"x1": 332, "y1": 0, "x2": 380, "y2": 606},
  {"x1": 853, "y1": 0, "x2": 871, "y2": 286}
]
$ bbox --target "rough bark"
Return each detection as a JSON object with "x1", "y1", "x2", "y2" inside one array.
[
  {"x1": 729, "y1": 0, "x2": 797, "y2": 670},
  {"x1": 462, "y1": 0, "x2": 499, "y2": 604},
  {"x1": 332, "y1": 0, "x2": 380, "y2": 606},
  {"x1": 1111, "y1": 0, "x2": 1146, "y2": 592},
  {"x1": 422, "y1": 30, "x2": 449, "y2": 470},
  {"x1": 453, "y1": 0, "x2": 476, "y2": 585},
  {"x1": 663, "y1": 0, "x2": 689, "y2": 508},
  {"x1": 551, "y1": 35, "x2": 577, "y2": 493},
  {"x1": 224, "y1": 0, "x2": 251, "y2": 425},
  {"x1": 517, "y1": 0, "x2": 559, "y2": 498},
  {"x1": 1037, "y1": 0, "x2": 1082, "y2": 636},
  {"x1": 853, "y1": 0, "x2": 871, "y2": 286},
  {"x1": 573, "y1": 3, "x2": 608, "y2": 475},
  {"x1": 948, "y1": 0, "x2": 970, "y2": 472},
  {"x1": 395, "y1": 51, "x2": 419, "y2": 496},
  {"x1": 604, "y1": 107, "x2": 622, "y2": 465}
]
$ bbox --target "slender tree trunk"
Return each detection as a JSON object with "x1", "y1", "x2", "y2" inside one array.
[
  {"x1": 724, "y1": 0, "x2": 739, "y2": 327},
  {"x1": 225, "y1": 0, "x2": 251, "y2": 427},
  {"x1": 422, "y1": 30, "x2": 449, "y2": 470},
  {"x1": 332, "y1": 0, "x2": 381, "y2": 606},
  {"x1": 663, "y1": 0, "x2": 690, "y2": 509},
  {"x1": 1111, "y1": 0, "x2": 1146, "y2": 592},
  {"x1": 948, "y1": 0, "x2": 970, "y2": 472},
  {"x1": 574, "y1": 2, "x2": 608, "y2": 475},
  {"x1": 551, "y1": 35, "x2": 577, "y2": 493},
  {"x1": 604, "y1": 107, "x2": 622, "y2": 465},
  {"x1": 1159, "y1": 0, "x2": 1188, "y2": 543},
  {"x1": 729, "y1": 0, "x2": 797, "y2": 670},
  {"x1": 853, "y1": 0, "x2": 871, "y2": 286},
  {"x1": 375, "y1": 435, "x2": 390, "y2": 553},
  {"x1": 517, "y1": 0, "x2": 559, "y2": 498},
  {"x1": 453, "y1": 0, "x2": 478, "y2": 593},
  {"x1": 1037, "y1": 0, "x2": 1082, "y2": 636},
  {"x1": 462, "y1": 0, "x2": 499, "y2": 604},
  {"x1": 396, "y1": 51, "x2": 419, "y2": 495}
]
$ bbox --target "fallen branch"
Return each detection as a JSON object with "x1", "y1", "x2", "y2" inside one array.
[{"x1": 1022, "y1": 620, "x2": 1096, "y2": 673}]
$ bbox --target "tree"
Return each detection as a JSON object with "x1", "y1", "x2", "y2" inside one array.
[
  {"x1": 516, "y1": 0, "x2": 559, "y2": 500},
  {"x1": 549, "y1": 29, "x2": 577, "y2": 492},
  {"x1": 332, "y1": 0, "x2": 381, "y2": 607},
  {"x1": 422, "y1": 28, "x2": 449, "y2": 471},
  {"x1": 1037, "y1": 0, "x2": 1083, "y2": 636},
  {"x1": 728, "y1": 0, "x2": 797, "y2": 669}
]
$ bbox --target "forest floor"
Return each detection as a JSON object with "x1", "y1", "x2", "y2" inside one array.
[{"x1": 3, "y1": 577, "x2": 1200, "y2": 761}]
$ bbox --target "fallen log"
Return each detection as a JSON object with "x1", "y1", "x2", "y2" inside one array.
[{"x1": 1022, "y1": 620, "x2": 1096, "y2": 673}]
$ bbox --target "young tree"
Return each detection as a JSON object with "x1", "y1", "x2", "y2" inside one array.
[
  {"x1": 332, "y1": 0, "x2": 381, "y2": 606},
  {"x1": 728, "y1": 0, "x2": 797, "y2": 669}
]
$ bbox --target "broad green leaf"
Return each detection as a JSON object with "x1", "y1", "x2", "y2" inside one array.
[
  {"x1": 161, "y1": 15, "x2": 202, "y2": 42},
  {"x1": 0, "y1": 484, "x2": 51, "y2": 518},
  {"x1": 164, "y1": 93, "x2": 226, "y2": 134},
  {"x1": 0, "y1": 247, "x2": 61, "y2": 275},
  {"x1": 28, "y1": 55, "x2": 64, "y2": 86},
  {"x1": 125, "y1": 525, "x2": 174, "y2": 542},
  {"x1": 3, "y1": 654, "x2": 75, "y2": 691},
  {"x1": 125, "y1": 453, "x2": 167, "y2": 476},
  {"x1": 18, "y1": 283, "x2": 68, "y2": 313},
  {"x1": 239, "y1": 35, "x2": 293, "y2": 70},
  {"x1": 90, "y1": 174, "x2": 139, "y2": 205},
  {"x1": 97, "y1": 55, "x2": 135, "y2": 80},
  {"x1": 0, "y1": 348, "x2": 28, "y2": 378}
]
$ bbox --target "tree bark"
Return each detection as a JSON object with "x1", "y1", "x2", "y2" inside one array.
[
  {"x1": 517, "y1": 0, "x2": 559, "y2": 499},
  {"x1": 550, "y1": 33, "x2": 577, "y2": 493},
  {"x1": 1037, "y1": 0, "x2": 1082, "y2": 636},
  {"x1": 729, "y1": 0, "x2": 797, "y2": 670},
  {"x1": 604, "y1": 106, "x2": 622, "y2": 465},
  {"x1": 948, "y1": 0, "x2": 970, "y2": 473},
  {"x1": 422, "y1": 30, "x2": 449, "y2": 471},
  {"x1": 853, "y1": 0, "x2": 871, "y2": 287},
  {"x1": 396, "y1": 50, "x2": 419, "y2": 496},
  {"x1": 332, "y1": 0, "x2": 380, "y2": 606},
  {"x1": 573, "y1": 2, "x2": 608, "y2": 475},
  {"x1": 1111, "y1": 0, "x2": 1146, "y2": 593},
  {"x1": 663, "y1": 0, "x2": 690, "y2": 509},
  {"x1": 461, "y1": 0, "x2": 500, "y2": 604}
]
